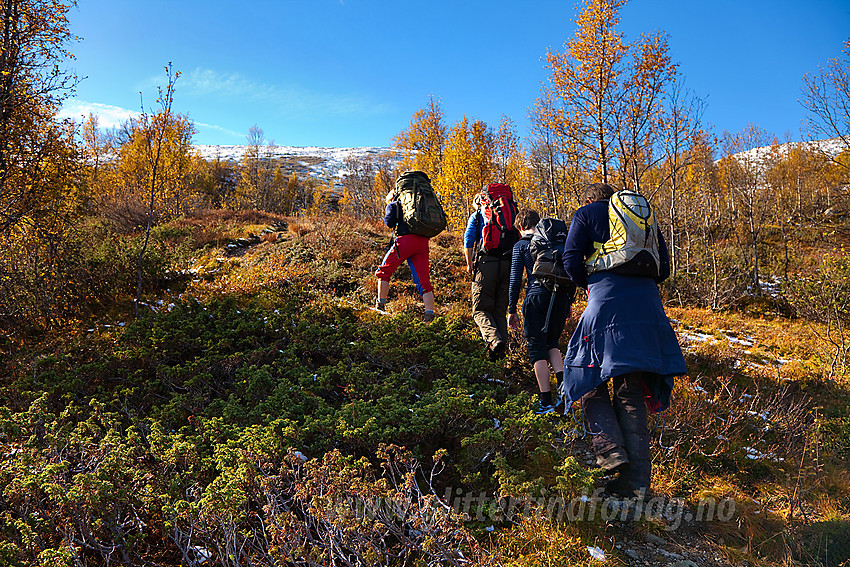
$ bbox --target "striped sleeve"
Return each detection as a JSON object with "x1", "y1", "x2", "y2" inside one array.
[{"x1": 508, "y1": 239, "x2": 536, "y2": 314}]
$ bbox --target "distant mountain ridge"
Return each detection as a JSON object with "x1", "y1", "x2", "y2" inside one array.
[
  {"x1": 192, "y1": 137, "x2": 847, "y2": 184},
  {"x1": 730, "y1": 137, "x2": 846, "y2": 164},
  {"x1": 193, "y1": 144, "x2": 395, "y2": 183}
]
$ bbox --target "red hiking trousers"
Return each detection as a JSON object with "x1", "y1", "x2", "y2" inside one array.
[{"x1": 375, "y1": 234, "x2": 432, "y2": 293}]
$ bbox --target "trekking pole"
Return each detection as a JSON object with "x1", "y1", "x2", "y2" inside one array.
[
  {"x1": 392, "y1": 225, "x2": 401, "y2": 261},
  {"x1": 542, "y1": 282, "x2": 558, "y2": 333}
]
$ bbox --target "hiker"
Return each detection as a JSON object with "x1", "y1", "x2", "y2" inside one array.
[
  {"x1": 375, "y1": 177, "x2": 437, "y2": 322},
  {"x1": 463, "y1": 183, "x2": 520, "y2": 360},
  {"x1": 508, "y1": 209, "x2": 576, "y2": 414},
  {"x1": 560, "y1": 182, "x2": 687, "y2": 498}
]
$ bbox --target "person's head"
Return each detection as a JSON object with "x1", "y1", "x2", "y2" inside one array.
[
  {"x1": 584, "y1": 183, "x2": 615, "y2": 204},
  {"x1": 385, "y1": 189, "x2": 397, "y2": 204},
  {"x1": 515, "y1": 209, "x2": 540, "y2": 231}
]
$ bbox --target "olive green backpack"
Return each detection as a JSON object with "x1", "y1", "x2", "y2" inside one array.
[{"x1": 395, "y1": 171, "x2": 447, "y2": 238}]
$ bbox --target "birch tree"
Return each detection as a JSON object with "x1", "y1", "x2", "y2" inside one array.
[
  {"x1": 541, "y1": 0, "x2": 627, "y2": 184},
  {"x1": 0, "y1": 0, "x2": 78, "y2": 232},
  {"x1": 133, "y1": 64, "x2": 185, "y2": 316},
  {"x1": 655, "y1": 81, "x2": 706, "y2": 280},
  {"x1": 537, "y1": 0, "x2": 681, "y2": 194},
  {"x1": 494, "y1": 116, "x2": 534, "y2": 210},
  {"x1": 393, "y1": 95, "x2": 446, "y2": 179},
  {"x1": 0, "y1": 0, "x2": 81, "y2": 327},
  {"x1": 235, "y1": 124, "x2": 282, "y2": 212},
  {"x1": 801, "y1": 39, "x2": 850, "y2": 167},
  {"x1": 438, "y1": 116, "x2": 494, "y2": 228},
  {"x1": 717, "y1": 125, "x2": 777, "y2": 296}
]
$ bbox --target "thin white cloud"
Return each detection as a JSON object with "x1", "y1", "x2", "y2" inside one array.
[
  {"x1": 57, "y1": 100, "x2": 139, "y2": 128},
  {"x1": 181, "y1": 68, "x2": 268, "y2": 98},
  {"x1": 193, "y1": 121, "x2": 245, "y2": 141},
  {"x1": 58, "y1": 99, "x2": 246, "y2": 143},
  {"x1": 180, "y1": 67, "x2": 392, "y2": 118}
]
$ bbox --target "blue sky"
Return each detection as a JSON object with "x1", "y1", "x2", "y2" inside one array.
[{"x1": 59, "y1": 0, "x2": 850, "y2": 148}]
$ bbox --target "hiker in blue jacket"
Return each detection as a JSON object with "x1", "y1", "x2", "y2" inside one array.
[
  {"x1": 508, "y1": 209, "x2": 575, "y2": 414},
  {"x1": 463, "y1": 191, "x2": 515, "y2": 360},
  {"x1": 560, "y1": 182, "x2": 686, "y2": 498}
]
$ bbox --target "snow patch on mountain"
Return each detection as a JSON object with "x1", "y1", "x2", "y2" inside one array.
[
  {"x1": 193, "y1": 144, "x2": 396, "y2": 182},
  {"x1": 731, "y1": 137, "x2": 846, "y2": 164},
  {"x1": 192, "y1": 137, "x2": 846, "y2": 185}
]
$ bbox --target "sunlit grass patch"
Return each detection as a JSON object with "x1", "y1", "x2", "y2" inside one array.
[{"x1": 495, "y1": 515, "x2": 613, "y2": 566}]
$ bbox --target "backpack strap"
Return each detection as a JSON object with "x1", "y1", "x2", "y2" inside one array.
[{"x1": 473, "y1": 209, "x2": 484, "y2": 255}]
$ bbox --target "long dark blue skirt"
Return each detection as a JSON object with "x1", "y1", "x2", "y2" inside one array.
[{"x1": 558, "y1": 272, "x2": 686, "y2": 410}]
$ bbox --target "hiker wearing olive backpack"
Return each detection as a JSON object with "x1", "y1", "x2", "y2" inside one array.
[
  {"x1": 375, "y1": 171, "x2": 446, "y2": 322},
  {"x1": 560, "y1": 182, "x2": 687, "y2": 498}
]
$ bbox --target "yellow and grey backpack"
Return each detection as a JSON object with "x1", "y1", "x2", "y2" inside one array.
[{"x1": 586, "y1": 190, "x2": 661, "y2": 278}]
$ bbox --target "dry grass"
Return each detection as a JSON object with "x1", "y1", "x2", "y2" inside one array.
[
  {"x1": 495, "y1": 516, "x2": 613, "y2": 566},
  {"x1": 288, "y1": 218, "x2": 315, "y2": 237},
  {"x1": 180, "y1": 208, "x2": 286, "y2": 226}
]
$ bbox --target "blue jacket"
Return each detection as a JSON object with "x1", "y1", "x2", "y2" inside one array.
[
  {"x1": 558, "y1": 271, "x2": 685, "y2": 410},
  {"x1": 562, "y1": 199, "x2": 670, "y2": 289},
  {"x1": 463, "y1": 209, "x2": 484, "y2": 249},
  {"x1": 385, "y1": 202, "x2": 411, "y2": 236}
]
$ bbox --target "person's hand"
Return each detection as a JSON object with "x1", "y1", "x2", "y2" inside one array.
[
  {"x1": 509, "y1": 313, "x2": 521, "y2": 331},
  {"x1": 466, "y1": 263, "x2": 473, "y2": 276}
]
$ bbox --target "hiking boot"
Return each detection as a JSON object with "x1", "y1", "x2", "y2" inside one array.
[
  {"x1": 604, "y1": 477, "x2": 648, "y2": 499},
  {"x1": 423, "y1": 311, "x2": 435, "y2": 322},
  {"x1": 487, "y1": 341, "x2": 506, "y2": 361},
  {"x1": 603, "y1": 465, "x2": 649, "y2": 499},
  {"x1": 534, "y1": 402, "x2": 556, "y2": 415},
  {"x1": 375, "y1": 298, "x2": 387, "y2": 312},
  {"x1": 604, "y1": 475, "x2": 636, "y2": 498}
]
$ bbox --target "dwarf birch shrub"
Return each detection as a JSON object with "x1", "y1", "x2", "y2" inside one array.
[
  {"x1": 658, "y1": 375, "x2": 815, "y2": 483},
  {"x1": 0, "y1": 283, "x2": 569, "y2": 562},
  {"x1": 788, "y1": 255, "x2": 850, "y2": 378}
]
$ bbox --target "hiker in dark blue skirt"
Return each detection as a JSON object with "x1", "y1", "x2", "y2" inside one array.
[{"x1": 560, "y1": 182, "x2": 686, "y2": 498}]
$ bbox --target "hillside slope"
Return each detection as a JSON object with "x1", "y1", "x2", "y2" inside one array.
[
  {"x1": 193, "y1": 144, "x2": 395, "y2": 185},
  {"x1": 1, "y1": 211, "x2": 848, "y2": 566}
]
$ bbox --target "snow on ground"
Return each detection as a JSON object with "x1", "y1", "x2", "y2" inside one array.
[
  {"x1": 193, "y1": 144, "x2": 396, "y2": 182},
  {"x1": 674, "y1": 319, "x2": 797, "y2": 373}
]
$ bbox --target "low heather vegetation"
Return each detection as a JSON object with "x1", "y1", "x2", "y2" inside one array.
[{"x1": 1, "y1": 212, "x2": 848, "y2": 566}]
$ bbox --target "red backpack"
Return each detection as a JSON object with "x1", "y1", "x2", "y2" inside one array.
[{"x1": 479, "y1": 183, "x2": 519, "y2": 256}]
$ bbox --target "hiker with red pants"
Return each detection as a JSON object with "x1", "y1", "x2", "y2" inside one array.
[
  {"x1": 560, "y1": 182, "x2": 687, "y2": 498},
  {"x1": 375, "y1": 188, "x2": 436, "y2": 322}
]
